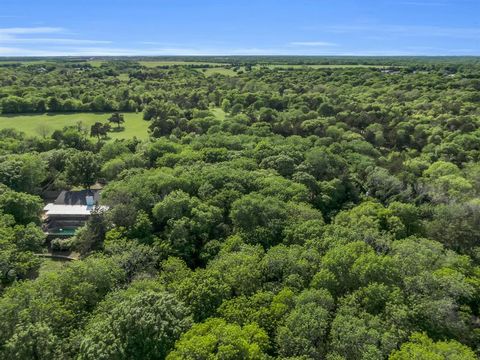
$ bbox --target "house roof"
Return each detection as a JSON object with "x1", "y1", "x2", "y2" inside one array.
[
  {"x1": 44, "y1": 204, "x2": 94, "y2": 216},
  {"x1": 43, "y1": 203, "x2": 109, "y2": 216},
  {"x1": 54, "y1": 190, "x2": 101, "y2": 206}
]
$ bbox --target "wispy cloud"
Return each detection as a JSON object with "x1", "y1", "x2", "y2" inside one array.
[
  {"x1": 140, "y1": 41, "x2": 164, "y2": 45},
  {"x1": 0, "y1": 27, "x2": 63, "y2": 34},
  {"x1": 0, "y1": 46, "x2": 139, "y2": 57},
  {"x1": 0, "y1": 45, "x2": 341, "y2": 57},
  {"x1": 289, "y1": 41, "x2": 337, "y2": 47},
  {"x1": 0, "y1": 25, "x2": 477, "y2": 57},
  {"x1": 323, "y1": 24, "x2": 480, "y2": 39},
  {"x1": 0, "y1": 27, "x2": 111, "y2": 47},
  {"x1": 0, "y1": 44, "x2": 477, "y2": 57},
  {"x1": 0, "y1": 38, "x2": 112, "y2": 45}
]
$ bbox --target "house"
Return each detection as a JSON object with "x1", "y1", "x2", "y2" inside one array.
[{"x1": 43, "y1": 190, "x2": 108, "y2": 237}]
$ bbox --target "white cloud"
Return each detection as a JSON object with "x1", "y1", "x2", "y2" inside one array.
[
  {"x1": 0, "y1": 45, "x2": 328, "y2": 57},
  {"x1": 0, "y1": 27, "x2": 111, "y2": 47},
  {"x1": 0, "y1": 46, "x2": 135, "y2": 56},
  {"x1": 0, "y1": 38, "x2": 112, "y2": 45},
  {"x1": 0, "y1": 27, "x2": 63, "y2": 34},
  {"x1": 323, "y1": 24, "x2": 480, "y2": 39},
  {"x1": 289, "y1": 41, "x2": 337, "y2": 47},
  {"x1": 140, "y1": 41, "x2": 163, "y2": 45},
  {"x1": 1, "y1": 44, "x2": 473, "y2": 57}
]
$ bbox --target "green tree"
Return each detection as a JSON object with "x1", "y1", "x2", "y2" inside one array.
[
  {"x1": 107, "y1": 112, "x2": 125, "y2": 129},
  {"x1": 276, "y1": 289, "x2": 334, "y2": 358},
  {"x1": 0, "y1": 186, "x2": 43, "y2": 225},
  {"x1": 79, "y1": 290, "x2": 192, "y2": 360},
  {"x1": 90, "y1": 122, "x2": 105, "y2": 140},
  {"x1": 64, "y1": 151, "x2": 100, "y2": 188},
  {"x1": 0, "y1": 154, "x2": 47, "y2": 194},
  {"x1": 75, "y1": 209, "x2": 108, "y2": 254},
  {"x1": 167, "y1": 318, "x2": 269, "y2": 360},
  {"x1": 389, "y1": 332, "x2": 476, "y2": 360},
  {"x1": 230, "y1": 193, "x2": 288, "y2": 247},
  {"x1": 2, "y1": 322, "x2": 58, "y2": 360}
]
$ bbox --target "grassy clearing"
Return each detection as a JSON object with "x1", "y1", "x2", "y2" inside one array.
[
  {"x1": 87, "y1": 60, "x2": 228, "y2": 68},
  {"x1": 201, "y1": 67, "x2": 238, "y2": 76},
  {"x1": 38, "y1": 258, "x2": 69, "y2": 275},
  {"x1": 117, "y1": 73, "x2": 130, "y2": 81},
  {"x1": 87, "y1": 60, "x2": 104, "y2": 67},
  {"x1": 0, "y1": 108, "x2": 226, "y2": 140},
  {"x1": 199, "y1": 64, "x2": 388, "y2": 76},
  {"x1": 0, "y1": 112, "x2": 150, "y2": 140},
  {"x1": 211, "y1": 108, "x2": 226, "y2": 120},
  {"x1": 258, "y1": 64, "x2": 389, "y2": 69},
  {"x1": 138, "y1": 61, "x2": 226, "y2": 68},
  {"x1": 0, "y1": 60, "x2": 59, "y2": 67}
]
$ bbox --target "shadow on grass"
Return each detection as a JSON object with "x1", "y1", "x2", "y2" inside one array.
[{"x1": 110, "y1": 127, "x2": 125, "y2": 132}]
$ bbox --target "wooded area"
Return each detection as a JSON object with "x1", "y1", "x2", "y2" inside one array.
[{"x1": 0, "y1": 57, "x2": 479, "y2": 359}]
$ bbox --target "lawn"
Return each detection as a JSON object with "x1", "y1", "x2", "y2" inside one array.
[
  {"x1": 0, "y1": 60, "x2": 57, "y2": 65},
  {"x1": 86, "y1": 60, "x2": 227, "y2": 68},
  {"x1": 211, "y1": 108, "x2": 226, "y2": 120},
  {"x1": 0, "y1": 112, "x2": 150, "y2": 140},
  {"x1": 38, "y1": 258, "x2": 70, "y2": 275},
  {"x1": 117, "y1": 73, "x2": 130, "y2": 81},
  {"x1": 201, "y1": 67, "x2": 238, "y2": 76},
  {"x1": 261, "y1": 64, "x2": 389, "y2": 69},
  {"x1": 0, "y1": 108, "x2": 227, "y2": 140},
  {"x1": 138, "y1": 61, "x2": 226, "y2": 67}
]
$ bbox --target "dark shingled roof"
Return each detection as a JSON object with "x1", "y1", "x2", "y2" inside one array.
[{"x1": 54, "y1": 190, "x2": 100, "y2": 206}]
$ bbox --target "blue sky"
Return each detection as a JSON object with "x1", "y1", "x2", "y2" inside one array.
[{"x1": 0, "y1": 0, "x2": 479, "y2": 56}]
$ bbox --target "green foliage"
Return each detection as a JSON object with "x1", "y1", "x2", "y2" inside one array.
[
  {"x1": 65, "y1": 151, "x2": 100, "y2": 188},
  {"x1": 153, "y1": 190, "x2": 223, "y2": 262},
  {"x1": 276, "y1": 289, "x2": 334, "y2": 358},
  {"x1": 0, "y1": 186, "x2": 43, "y2": 225},
  {"x1": 389, "y1": 332, "x2": 477, "y2": 360},
  {"x1": 79, "y1": 289, "x2": 192, "y2": 360},
  {"x1": 0, "y1": 154, "x2": 47, "y2": 193},
  {"x1": 75, "y1": 209, "x2": 108, "y2": 254},
  {"x1": 2, "y1": 322, "x2": 58, "y2": 360},
  {"x1": 0, "y1": 256, "x2": 125, "y2": 354},
  {"x1": 0, "y1": 212, "x2": 42, "y2": 289},
  {"x1": 230, "y1": 193, "x2": 288, "y2": 247},
  {"x1": 0, "y1": 59, "x2": 479, "y2": 360},
  {"x1": 167, "y1": 318, "x2": 269, "y2": 360},
  {"x1": 107, "y1": 112, "x2": 125, "y2": 129}
]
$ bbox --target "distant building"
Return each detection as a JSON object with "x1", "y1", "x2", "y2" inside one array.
[
  {"x1": 43, "y1": 190, "x2": 108, "y2": 237},
  {"x1": 381, "y1": 68, "x2": 401, "y2": 75}
]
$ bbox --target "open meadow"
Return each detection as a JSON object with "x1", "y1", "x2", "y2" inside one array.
[{"x1": 0, "y1": 112, "x2": 150, "y2": 140}]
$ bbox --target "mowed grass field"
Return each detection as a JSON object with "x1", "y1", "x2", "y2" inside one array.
[
  {"x1": 0, "y1": 112, "x2": 150, "y2": 140},
  {"x1": 87, "y1": 60, "x2": 227, "y2": 68},
  {"x1": 260, "y1": 64, "x2": 390, "y2": 69},
  {"x1": 138, "y1": 61, "x2": 226, "y2": 67},
  {"x1": 201, "y1": 67, "x2": 238, "y2": 76},
  {"x1": 38, "y1": 258, "x2": 69, "y2": 275},
  {"x1": 0, "y1": 108, "x2": 226, "y2": 140}
]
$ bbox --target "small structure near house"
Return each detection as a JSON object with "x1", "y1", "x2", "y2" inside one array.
[{"x1": 43, "y1": 190, "x2": 108, "y2": 237}]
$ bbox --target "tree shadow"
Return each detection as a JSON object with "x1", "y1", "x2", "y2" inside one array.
[{"x1": 110, "y1": 126, "x2": 125, "y2": 132}]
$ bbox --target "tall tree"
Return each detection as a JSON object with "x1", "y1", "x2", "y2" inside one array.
[
  {"x1": 79, "y1": 290, "x2": 192, "y2": 360},
  {"x1": 108, "y1": 112, "x2": 125, "y2": 129},
  {"x1": 64, "y1": 151, "x2": 100, "y2": 189}
]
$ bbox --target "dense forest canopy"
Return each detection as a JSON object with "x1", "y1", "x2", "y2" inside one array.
[{"x1": 0, "y1": 57, "x2": 479, "y2": 359}]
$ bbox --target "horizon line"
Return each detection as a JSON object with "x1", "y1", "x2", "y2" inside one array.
[{"x1": 1, "y1": 54, "x2": 480, "y2": 58}]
